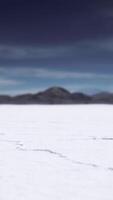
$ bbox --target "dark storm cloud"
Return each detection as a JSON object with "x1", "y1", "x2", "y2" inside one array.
[
  {"x1": 0, "y1": 45, "x2": 71, "y2": 59},
  {"x1": 0, "y1": 38, "x2": 113, "y2": 69},
  {"x1": 0, "y1": 0, "x2": 113, "y2": 45}
]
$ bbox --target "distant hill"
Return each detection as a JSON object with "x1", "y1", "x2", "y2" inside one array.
[
  {"x1": 0, "y1": 95, "x2": 12, "y2": 104},
  {"x1": 0, "y1": 87, "x2": 113, "y2": 104},
  {"x1": 71, "y1": 92, "x2": 92, "y2": 103},
  {"x1": 92, "y1": 92, "x2": 113, "y2": 104}
]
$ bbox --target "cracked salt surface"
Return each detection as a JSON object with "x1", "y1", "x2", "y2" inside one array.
[
  {"x1": 0, "y1": 105, "x2": 113, "y2": 200},
  {"x1": 16, "y1": 146, "x2": 113, "y2": 172}
]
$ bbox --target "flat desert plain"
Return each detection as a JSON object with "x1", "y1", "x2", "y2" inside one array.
[{"x1": 0, "y1": 105, "x2": 113, "y2": 200}]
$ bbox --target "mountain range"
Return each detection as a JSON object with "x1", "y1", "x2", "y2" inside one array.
[{"x1": 0, "y1": 87, "x2": 113, "y2": 104}]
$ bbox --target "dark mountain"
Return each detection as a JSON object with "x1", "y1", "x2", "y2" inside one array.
[
  {"x1": 71, "y1": 92, "x2": 92, "y2": 103},
  {"x1": 11, "y1": 94, "x2": 35, "y2": 104},
  {"x1": 35, "y1": 87, "x2": 72, "y2": 104},
  {"x1": 41, "y1": 87, "x2": 71, "y2": 97},
  {"x1": 0, "y1": 95, "x2": 12, "y2": 104},
  {"x1": 0, "y1": 87, "x2": 113, "y2": 104},
  {"x1": 92, "y1": 92, "x2": 113, "y2": 104}
]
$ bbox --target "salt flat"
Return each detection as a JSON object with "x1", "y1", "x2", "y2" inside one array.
[{"x1": 0, "y1": 105, "x2": 113, "y2": 200}]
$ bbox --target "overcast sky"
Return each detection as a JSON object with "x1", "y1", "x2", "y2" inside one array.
[{"x1": 0, "y1": 0, "x2": 113, "y2": 94}]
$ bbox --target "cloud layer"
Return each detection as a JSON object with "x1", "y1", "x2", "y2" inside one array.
[
  {"x1": 0, "y1": 38, "x2": 113, "y2": 62},
  {"x1": 0, "y1": 45, "x2": 72, "y2": 60},
  {"x1": 1, "y1": 67, "x2": 113, "y2": 80},
  {"x1": 0, "y1": 78, "x2": 20, "y2": 86}
]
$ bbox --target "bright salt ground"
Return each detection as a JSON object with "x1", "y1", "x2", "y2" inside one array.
[{"x1": 0, "y1": 105, "x2": 113, "y2": 200}]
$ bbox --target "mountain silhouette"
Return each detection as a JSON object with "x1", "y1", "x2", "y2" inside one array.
[{"x1": 0, "y1": 87, "x2": 113, "y2": 104}]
